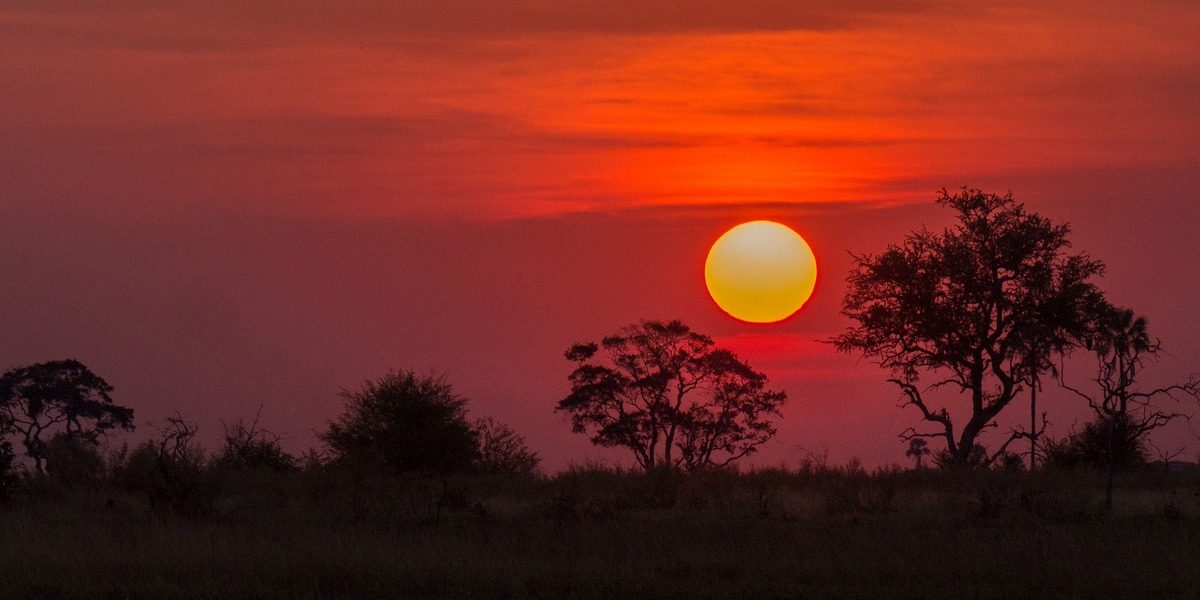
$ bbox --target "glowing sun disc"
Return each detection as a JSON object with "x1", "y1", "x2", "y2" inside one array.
[{"x1": 704, "y1": 220, "x2": 817, "y2": 323}]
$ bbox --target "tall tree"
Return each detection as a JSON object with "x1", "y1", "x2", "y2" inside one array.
[
  {"x1": 1061, "y1": 305, "x2": 1198, "y2": 510},
  {"x1": 831, "y1": 189, "x2": 1105, "y2": 467},
  {"x1": 0, "y1": 360, "x2": 134, "y2": 473},
  {"x1": 559, "y1": 320, "x2": 786, "y2": 471}
]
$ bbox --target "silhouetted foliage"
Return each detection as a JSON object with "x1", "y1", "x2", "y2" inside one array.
[
  {"x1": 44, "y1": 432, "x2": 105, "y2": 488},
  {"x1": 475, "y1": 417, "x2": 539, "y2": 477},
  {"x1": 559, "y1": 320, "x2": 786, "y2": 471},
  {"x1": 323, "y1": 370, "x2": 480, "y2": 474},
  {"x1": 215, "y1": 410, "x2": 296, "y2": 473},
  {"x1": 905, "y1": 437, "x2": 930, "y2": 469},
  {"x1": 0, "y1": 360, "x2": 134, "y2": 472},
  {"x1": 1059, "y1": 305, "x2": 1198, "y2": 508},
  {"x1": 1043, "y1": 416, "x2": 1149, "y2": 470},
  {"x1": 0, "y1": 440, "x2": 18, "y2": 501},
  {"x1": 933, "y1": 444, "x2": 989, "y2": 469},
  {"x1": 115, "y1": 415, "x2": 217, "y2": 515},
  {"x1": 831, "y1": 189, "x2": 1106, "y2": 467},
  {"x1": 994, "y1": 451, "x2": 1026, "y2": 472}
]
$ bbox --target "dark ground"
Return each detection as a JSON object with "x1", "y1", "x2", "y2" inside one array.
[{"x1": 3, "y1": 467, "x2": 1198, "y2": 599}]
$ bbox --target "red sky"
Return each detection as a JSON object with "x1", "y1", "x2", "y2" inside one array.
[{"x1": 3, "y1": 1, "x2": 1200, "y2": 469}]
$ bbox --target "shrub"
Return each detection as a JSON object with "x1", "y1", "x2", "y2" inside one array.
[
  {"x1": 323, "y1": 371, "x2": 479, "y2": 474},
  {"x1": 0, "y1": 440, "x2": 19, "y2": 501},
  {"x1": 113, "y1": 416, "x2": 218, "y2": 516},
  {"x1": 43, "y1": 433, "x2": 105, "y2": 489},
  {"x1": 214, "y1": 416, "x2": 296, "y2": 473},
  {"x1": 1043, "y1": 416, "x2": 1149, "y2": 470},
  {"x1": 474, "y1": 417, "x2": 539, "y2": 477}
]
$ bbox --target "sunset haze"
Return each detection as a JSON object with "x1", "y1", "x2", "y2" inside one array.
[{"x1": 3, "y1": 0, "x2": 1199, "y2": 470}]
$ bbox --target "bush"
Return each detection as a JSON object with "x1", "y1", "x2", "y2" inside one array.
[
  {"x1": 114, "y1": 417, "x2": 218, "y2": 516},
  {"x1": 43, "y1": 434, "x2": 105, "y2": 489},
  {"x1": 475, "y1": 417, "x2": 539, "y2": 477},
  {"x1": 214, "y1": 416, "x2": 296, "y2": 473},
  {"x1": 1043, "y1": 416, "x2": 1149, "y2": 470},
  {"x1": 323, "y1": 371, "x2": 480, "y2": 474},
  {"x1": 0, "y1": 440, "x2": 19, "y2": 501}
]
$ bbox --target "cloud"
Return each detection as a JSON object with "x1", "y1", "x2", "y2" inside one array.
[
  {"x1": 3, "y1": 0, "x2": 1199, "y2": 221},
  {"x1": 3, "y1": 1, "x2": 949, "y2": 52}
]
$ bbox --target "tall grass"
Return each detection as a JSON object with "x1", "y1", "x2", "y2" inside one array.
[{"x1": 2, "y1": 464, "x2": 1198, "y2": 598}]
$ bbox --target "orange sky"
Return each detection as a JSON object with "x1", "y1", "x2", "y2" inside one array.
[
  {"x1": 6, "y1": 1, "x2": 1199, "y2": 219},
  {"x1": 3, "y1": 1, "x2": 1200, "y2": 468}
]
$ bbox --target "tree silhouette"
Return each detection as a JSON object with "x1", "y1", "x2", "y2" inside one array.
[
  {"x1": 116, "y1": 414, "x2": 216, "y2": 515},
  {"x1": 558, "y1": 320, "x2": 786, "y2": 471},
  {"x1": 0, "y1": 360, "x2": 134, "y2": 473},
  {"x1": 1042, "y1": 416, "x2": 1149, "y2": 470},
  {"x1": 0, "y1": 440, "x2": 18, "y2": 501},
  {"x1": 1060, "y1": 305, "x2": 1198, "y2": 510},
  {"x1": 322, "y1": 370, "x2": 480, "y2": 474},
  {"x1": 905, "y1": 437, "x2": 930, "y2": 469},
  {"x1": 44, "y1": 432, "x2": 105, "y2": 487},
  {"x1": 831, "y1": 189, "x2": 1105, "y2": 467},
  {"x1": 215, "y1": 408, "x2": 296, "y2": 473},
  {"x1": 474, "y1": 417, "x2": 540, "y2": 477}
]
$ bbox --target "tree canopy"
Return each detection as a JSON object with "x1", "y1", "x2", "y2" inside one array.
[
  {"x1": 323, "y1": 370, "x2": 481, "y2": 474},
  {"x1": 0, "y1": 359, "x2": 134, "y2": 472},
  {"x1": 559, "y1": 320, "x2": 786, "y2": 471},
  {"x1": 831, "y1": 189, "x2": 1106, "y2": 467}
]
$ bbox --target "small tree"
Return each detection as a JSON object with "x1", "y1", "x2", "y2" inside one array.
[
  {"x1": 558, "y1": 320, "x2": 786, "y2": 471},
  {"x1": 215, "y1": 409, "x2": 296, "y2": 473},
  {"x1": 830, "y1": 189, "x2": 1105, "y2": 467},
  {"x1": 0, "y1": 360, "x2": 134, "y2": 473},
  {"x1": 322, "y1": 370, "x2": 480, "y2": 474},
  {"x1": 475, "y1": 417, "x2": 540, "y2": 477},
  {"x1": 1060, "y1": 306, "x2": 1198, "y2": 510},
  {"x1": 115, "y1": 415, "x2": 216, "y2": 515},
  {"x1": 905, "y1": 437, "x2": 930, "y2": 469}
]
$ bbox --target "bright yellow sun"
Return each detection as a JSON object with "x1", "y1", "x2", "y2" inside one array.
[{"x1": 704, "y1": 220, "x2": 818, "y2": 323}]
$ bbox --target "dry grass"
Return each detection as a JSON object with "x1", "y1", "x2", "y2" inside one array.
[{"x1": 2, "y1": 466, "x2": 1199, "y2": 599}]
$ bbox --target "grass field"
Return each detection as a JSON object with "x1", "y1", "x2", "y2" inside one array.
[{"x1": 3, "y1": 466, "x2": 1198, "y2": 599}]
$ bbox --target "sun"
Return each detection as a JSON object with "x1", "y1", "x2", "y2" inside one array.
[{"x1": 704, "y1": 220, "x2": 818, "y2": 323}]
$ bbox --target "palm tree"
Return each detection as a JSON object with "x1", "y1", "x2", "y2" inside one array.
[
  {"x1": 906, "y1": 437, "x2": 930, "y2": 469},
  {"x1": 1062, "y1": 305, "x2": 1198, "y2": 510}
]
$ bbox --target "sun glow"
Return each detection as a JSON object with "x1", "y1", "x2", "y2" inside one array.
[{"x1": 704, "y1": 220, "x2": 817, "y2": 323}]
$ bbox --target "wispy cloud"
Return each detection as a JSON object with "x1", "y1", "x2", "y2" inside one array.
[
  {"x1": 3, "y1": 1, "x2": 1198, "y2": 220},
  {"x1": 4, "y1": 1, "x2": 950, "y2": 51}
]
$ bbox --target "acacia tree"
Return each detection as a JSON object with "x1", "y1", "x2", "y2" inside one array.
[
  {"x1": 558, "y1": 320, "x2": 786, "y2": 471},
  {"x1": 831, "y1": 189, "x2": 1105, "y2": 467},
  {"x1": 0, "y1": 360, "x2": 134, "y2": 473},
  {"x1": 1061, "y1": 306, "x2": 1198, "y2": 510}
]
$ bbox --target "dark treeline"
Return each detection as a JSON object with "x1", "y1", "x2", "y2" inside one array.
[
  {"x1": 0, "y1": 365, "x2": 543, "y2": 517},
  {"x1": 0, "y1": 189, "x2": 1196, "y2": 515}
]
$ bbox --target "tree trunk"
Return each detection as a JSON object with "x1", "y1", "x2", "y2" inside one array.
[
  {"x1": 1105, "y1": 417, "x2": 1117, "y2": 511},
  {"x1": 955, "y1": 426, "x2": 980, "y2": 467},
  {"x1": 1028, "y1": 379, "x2": 1037, "y2": 471},
  {"x1": 1105, "y1": 460, "x2": 1116, "y2": 512}
]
